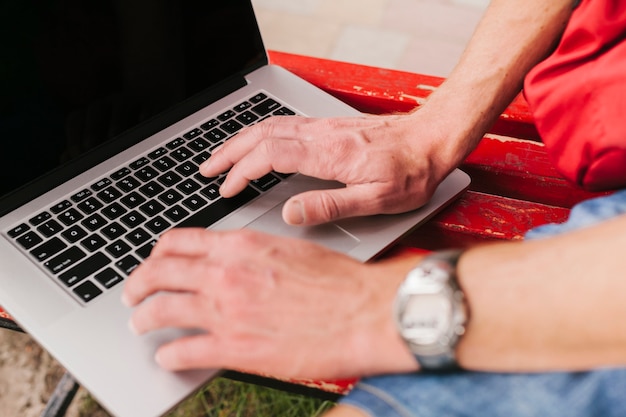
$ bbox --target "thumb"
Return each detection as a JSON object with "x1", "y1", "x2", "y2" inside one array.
[{"x1": 282, "y1": 188, "x2": 371, "y2": 226}]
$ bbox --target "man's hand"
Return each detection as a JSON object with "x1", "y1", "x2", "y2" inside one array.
[
  {"x1": 122, "y1": 228, "x2": 419, "y2": 380},
  {"x1": 200, "y1": 113, "x2": 457, "y2": 226}
]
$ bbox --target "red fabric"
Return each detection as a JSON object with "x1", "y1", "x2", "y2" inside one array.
[{"x1": 524, "y1": 0, "x2": 626, "y2": 191}]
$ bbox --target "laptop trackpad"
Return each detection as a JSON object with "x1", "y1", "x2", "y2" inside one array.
[{"x1": 245, "y1": 204, "x2": 360, "y2": 253}]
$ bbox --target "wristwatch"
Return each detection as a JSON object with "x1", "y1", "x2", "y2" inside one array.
[{"x1": 393, "y1": 250, "x2": 468, "y2": 371}]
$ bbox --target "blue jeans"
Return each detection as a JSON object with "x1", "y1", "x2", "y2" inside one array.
[{"x1": 340, "y1": 189, "x2": 626, "y2": 417}]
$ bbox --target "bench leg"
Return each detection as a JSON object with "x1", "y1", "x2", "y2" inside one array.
[{"x1": 40, "y1": 371, "x2": 80, "y2": 417}]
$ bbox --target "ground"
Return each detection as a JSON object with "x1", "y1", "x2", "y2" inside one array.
[{"x1": 0, "y1": 329, "x2": 110, "y2": 417}]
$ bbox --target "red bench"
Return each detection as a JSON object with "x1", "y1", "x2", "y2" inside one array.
[{"x1": 0, "y1": 51, "x2": 611, "y2": 411}]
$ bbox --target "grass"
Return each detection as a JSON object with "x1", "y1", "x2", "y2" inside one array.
[{"x1": 78, "y1": 377, "x2": 336, "y2": 417}]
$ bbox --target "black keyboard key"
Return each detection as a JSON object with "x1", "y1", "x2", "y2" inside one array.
[
  {"x1": 120, "y1": 191, "x2": 146, "y2": 208},
  {"x1": 73, "y1": 281, "x2": 103, "y2": 303},
  {"x1": 252, "y1": 99, "x2": 281, "y2": 116},
  {"x1": 222, "y1": 120, "x2": 244, "y2": 134},
  {"x1": 158, "y1": 189, "x2": 183, "y2": 206},
  {"x1": 200, "y1": 184, "x2": 221, "y2": 201},
  {"x1": 120, "y1": 211, "x2": 146, "y2": 228},
  {"x1": 236, "y1": 111, "x2": 259, "y2": 125},
  {"x1": 148, "y1": 147, "x2": 168, "y2": 160},
  {"x1": 158, "y1": 171, "x2": 183, "y2": 187},
  {"x1": 171, "y1": 147, "x2": 193, "y2": 162},
  {"x1": 50, "y1": 200, "x2": 72, "y2": 214},
  {"x1": 129, "y1": 157, "x2": 150, "y2": 170},
  {"x1": 249, "y1": 93, "x2": 267, "y2": 104},
  {"x1": 251, "y1": 173, "x2": 281, "y2": 192},
  {"x1": 81, "y1": 214, "x2": 107, "y2": 232},
  {"x1": 135, "y1": 166, "x2": 159, "y2": 182},
  {"x1": 29, "y1": 212, "x2": 51, "y2": 226},
  {"x1": 176, "y1": 161, "x2": 199, "y2": 177},
  {"x1": 136, "y1": 240, "x2": 157, "y2": 259},
  {"x1": 153, "y1": 156, "x2": 177, "y2": 172},
  {"x1": 188, "y1": 138, "x2": 210, "y2": 152},
  {"x1": 95, "y1": 268, "x2": 124, "y2": 289},
  {"x1": 273, "y1": 107, "x2": 297, "y2": 116},
  {"x1": 204, "y1": 128, "x2": 228, "y2": 143},
  {"x1": 117, "y1": 176, "x2": 142, "y2": 193},
  {"x1": 116, "y1": 254, "x2": 141, "y2": 275},
  {"x1": 182, "y1": 195, "x2": 208, "y2": 211},
  {"x1": 126, "y1": 227, "x2": 151, "y2": 246},
  {"x1": 102, "y1": 202, "x2": 127, "y2": 220},
  {"x1": 71, "y1": 189, "x2": 92, "y2": 202},
  {"x1": 164, "y1": 205, "x2": 190, "y2": 222},
  {"x1": 183, "y1": 128, "x2": 203, "y2": 140},
  {"x1": 37, "y1": 219, "x2": 64, "y2": 238},
  {"x1": 200, "y1": 119, "x2": 219, "y2": 130},
  {"x1": 177, "y1": 186, "x2": 259, "y2": 229},
  {"x1": 31, "y1": 237, "x2": 67, "y2": 262},
  {"x1": 58, "y1": 208, "x2": 84, "y2": 226},
  {"x1": 91, "y1": 178, "x2": 112, "y2": 192},
  {"x1": 8, "y1": 223, "x2": 30, "y2": 238},
  {"x1": 17, "y1": 231, "x2": 43, "y2": 250},
  {"x1": 97, "y1": 186, "x2": 123, "y2": 204},
  {"x1": 80, "y1": 234, "x2": 107, "y2": 252},
  {"x1": 145, "y1": 216, "x2": 171, "y2": 234},
  {"x1": 176, "y1": 178, "x2": 201, "y2": 195},
  {"x1": 194, "y1": 172, "x2": 214, "y2": 185},
  {"x1": 234, "y1": 101, "x2": 252, "y2": 112},
  {"x1": 218, "y1": 110, "x2": 236, "y2": 121},
  {"x1": 58, "y1": 252, "x2": 109, "y2": 287},
  {"x1": 105, "y1": 240, "x2": 132, "y2": 258},
  {"x1": 139, "y1": 181, "x2": 165, "y2": 198},
  {"x1": 139, "y1": 200, "x2": 165, "y2": 217},
  {"x1": 192, "y1": 151, "x2": 211, "y2": 165},
  {"x1": 77, "y1": 197, "x2": 104, "y2": 214},
  {"x1": 44, "y1": 246, "x2": 86, "y2": 275},
  {"x1": 166, "y1": 137, "x2": 186, "y2": 150},
  {"x1": 101, "y1": 222, "x2": 127, "y2": 240},
  {"x1": 111, "y1": 167, "x2": 131, "y2": 180},
  {"x1": 62, "y1": 225, "x2": 88, "y2": 243}
]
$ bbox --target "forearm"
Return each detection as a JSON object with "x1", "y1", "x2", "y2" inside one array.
[
  {"x1": 415, "y1": 0, "x2": 574, "y2": 164},
  {"x1": 457, "y1": 213, "x2": 626, "y2": 372}
]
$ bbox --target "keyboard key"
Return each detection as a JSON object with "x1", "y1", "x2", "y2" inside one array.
[
  {"x1": 102, "y1": 202, "x2": 127, "y2": 220},
  {"x1": 77, "y1": 197, "x2": 104, "y2": 214},
  {"x1": 178, "y1": 186, "x2": 259, "y2": 229},
  {"x1": 158, "y1": 189, "x2": 183, "y2": 206},
  {"x1": 136, "y1": 240, "x2": 157, "y2": 259},
  {"x1": 97, "y1": 186, "x2": 123, "y2": 204},
  {"x1": 204, "y1": 128, "x2": 228, "y2": 143},
  {"x1": 81, "y1": 214, "x2": 107, "y2": 232},
  {"x1": 8, "y1": 223, "x2": 30, "y2": 238},
  {"x1": 176, "y1": 178, "x2": 201, "y2": 195},
  {"x1": 105, "y1": 240, "x2": 132, "y2": 258},
  {"x1": 164, "y1": 205, "x2": 190, "y2": 222},
  {"x1": 101, "y1": 222, "x2": 127, "y2": 240},
  {"x1": 135, "y1": 166, "x2": 159, "y2": 182},
  {"x1": 145, "y1": 216, "x2": 171, "y2": 234},
  {"x1": 80, "y1": 234, "x2": 107, "y2": 252},
  {"x1": 120, "y1": 191, "x2": 146, "y2": 208},
  {"x1": 44, "y1": 246, "x2": 86, "y2": 275},
  {"x1": 95, "y1": 268, "x2": 124, "y2": 289},
  {"x1": 58, "y1": 208, "x2": 84, "y2": 226},
  {"x1": 182, "y1": 195, "x2": 207, "y2": 211},
  {"x1": 158, "y1": 172, "x2": 183, "y2": 187},
  {"x1": 50, "y1": 200, "x2": 72, "y2": 214},
  {"x1": 249, "y1": 93, "x2": 267, "y2": 104},
  {"x1": 117, "y1": 176, "x2": 142, "y2": 193},
  {"x1": 218, "y1": 110, "x2": 236, "y2": 121},
  {"x1": 153, "y1": 156, "x2": 177, "y2": 172},
  {"x1": 73, "y1": 281, "x2": 103, "y2": 303},
  {"x1": 116, "y1": 254, "x2": 141, "y2": 275},
  {"x1": 62, "y1": 225, "x2": 88, "y2": 243},
  {"x1": 29, "y1": 212, "x2": 51, "y2": 226},
  {"x1": 17, "y1": 231, "x2": 43, "y2": 250},
  {"x1": 129, "y1": 157, "x2": 150, "y2": 170},
  {"x1": 251, "y1": 173, "x2": 281, "y2": 192},
  {"x1": 37, "y1": 219, "x2": 64, "y2": 238},
  {"x1": 148, "y1": 147, "x2": 168, "y2": 160},
  {"x1": 91, "y1": 178, "x2": 112, "y2": 192},
  {"x1": 183, "y1": 128, "x2": 203, "y2": 140},
  {"x1": 166, "y1": 137, "x2": 186, "y2": 149},
  {"x1": 221, "y1": 120, "x2": 244, "y2": 134},
  {"x1": 138, "y1": 181, "x2": 165, "y2": 198},
  {"x1": 120, "y1": 211, "x2": 146, "y2": 229},
  {"x1": 188, "y1": 138, "x2": 210, "y2": 152},
  {"x1": 236, "y1": 111, "x2": 259, "y2": 125},
  {"x1": 200, "y1": 119, "x2": 219, "y2": 130},
  {"x1": 71, "y1": 189, "x2": 92, "y2": 202},
  {"x1": 234, "y1": 101, "x2": 252, "y2": 112},
  {"x1": 59, "y1": 252, "x2": 109, "y2": 287},
  {"x1": 171, "y1": 147, "x2": 193, "y2": 162},
  {"x1": 111, "y1": 167, "x2": 131, "y2": 180},
  {"x1": 251, "y1": 99, "x2": 281, "y2": 116},
  {"x1": 31, "y1": 237, "x2": 67, "y2": 262},
  {"x1": 139, "y1": 200, "x2": 165, "y2": 217}
]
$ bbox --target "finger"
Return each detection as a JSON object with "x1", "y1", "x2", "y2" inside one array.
[
  {"x1": 200, "y1": 116, "x2": 305, "y2": 177},
  {"x1": 282, "y1": 184, "x2": 411, "y2": 225},
  {"x1": 154, "y1": 333, "x2": 221, "y2": 371},
  {"x1": 129, "y1": 293, "x2": 209, "y2": 335},
  {"x1": 122, "y1": 256, "x2": 211, "y2": 307}
]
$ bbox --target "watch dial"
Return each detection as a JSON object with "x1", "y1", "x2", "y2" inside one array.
[{"x1": 402, "y1": 294, "x2": 451, "y2": 345}]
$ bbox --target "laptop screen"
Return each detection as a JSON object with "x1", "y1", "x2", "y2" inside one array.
[{"x1": 1, "y1": 0, "x2": 265, "y2": 208}]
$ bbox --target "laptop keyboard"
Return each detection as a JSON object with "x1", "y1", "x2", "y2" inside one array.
[{"x1": 6, "y1": 92, "x2": 296, "y2": 305}]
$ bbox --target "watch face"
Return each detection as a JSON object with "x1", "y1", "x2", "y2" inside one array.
[{"x1": 401, "y1": 293, "x2": 452, "y2": 345}]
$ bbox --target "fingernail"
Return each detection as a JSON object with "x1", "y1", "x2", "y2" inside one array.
[
  {"x1": 128, "y1": 319, "x2": 139, "y2": 335},
  {"x1": 286, "y1": 200, "x2": 305, "y2": 225}
]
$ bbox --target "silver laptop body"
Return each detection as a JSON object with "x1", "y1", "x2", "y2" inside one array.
[{"x1": 0, "y1": 1, "x2": 470, "y2": 415}]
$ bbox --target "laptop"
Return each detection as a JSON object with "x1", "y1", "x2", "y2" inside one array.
[{"x1": 0, "y1": 1, "x2": 470, "y2": 416}]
